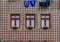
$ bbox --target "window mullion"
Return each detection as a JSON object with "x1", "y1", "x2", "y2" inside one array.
[
  {"x1": 15, "y1": 19, "x2": 16, "y2": 26},
  {"x1": 30, "y1": 19, "x2": 31, "y2": 26},
  {"x1": 45, "y1": 18, "x2": 46, "y2": 26}
]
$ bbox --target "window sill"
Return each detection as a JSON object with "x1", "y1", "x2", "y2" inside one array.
[
  {"x1": 41, "y1": 27, "x2": 51, "y2": 30},
  {"x1": 8, "y1": 28, "x2": 22, "y2": 31}
]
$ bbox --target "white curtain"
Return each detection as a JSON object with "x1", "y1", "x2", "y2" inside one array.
[
  {"x1": 42, "y1": 16, "x2": 45, "y2": 18},
  {"x1": 16, "y1": 20, "x2": 19, "y2": 27},
  {"x1": 46, "y1": 16, "x2": 49, "y2": 18},
  {"x1": 31, "y1": 16, "x2": 34, "y2": 18},
  {"x1": 46, "y1": 20, "x2": 49, "y2": 27},
  {"x1": 26, "y1": 20, "x2": 30, "y2": 27},
  {"x1": 12, "y1": 20, "x2": 15, "y2": 27},
  {"x1": 31, "y1": 20, "x2": 34, "y2": 27},
  {"x1": 27, "y1": 16, "x2": 30, "y2": 18},
  {"x1": 42, "y1": 20, "x2": 44, "y2": 27},
  {"x1": 12, "y1": 16, "x2": 15, "y2": 18},
  {"x1": 16, "y1": 16, "x2": 19, "y2": 18}
]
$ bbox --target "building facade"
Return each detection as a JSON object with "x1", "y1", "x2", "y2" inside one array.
[{"x1": 0, "y1": 0, "x2": 60, "y2": 42}]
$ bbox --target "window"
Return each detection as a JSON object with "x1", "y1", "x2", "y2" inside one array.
[
  {"x1": 26, "y1": 14, "x2": 35, "y2": 28},
  {"x1": 41, "y1": 14, "x2": 50, "y2": 28},
  {"x1": 10, "y1": 14, "x2": 20, "y2": 28}
]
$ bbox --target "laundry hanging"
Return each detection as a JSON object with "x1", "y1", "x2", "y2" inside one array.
[
  {"x1": 46, "y1": 0, "x2": 50, "y2": 7},
  {"x1": 24, "y1": 0, "x2": 29, "y2": 7},
  {"x1": 30, "y1": 0, "x2": 35, "y2": 6},
  {"x1": 39, "y1": 0, "x2": 50, "y2": 7},
  {"x1": 40, "y1": 0, "x2": 47, "y2": 2}
]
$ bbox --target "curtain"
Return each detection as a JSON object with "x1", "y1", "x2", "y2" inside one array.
[
  {"x1": 46, "y1": 20, "x2": 49, "y2": 27},
  {"x1": 26, "y1": 20, "x2": 30, "y2": 27},
  {"x1": 16, "y1": 20, "x2": 19, "y2": 27},
  {"x1": 31, "y1": 20, "x2": 34, "y2": 27},
  {"x1": 12, "y1": 20, "x2": 15, "y2": 27},
  {"x1": 42, "y1": 20, "x2": 44, "y2": 27}
]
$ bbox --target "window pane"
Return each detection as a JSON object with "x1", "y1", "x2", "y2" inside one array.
[
  {"x1": 41, "y1": 16, "x2": 45, "y2": 18},
  {"x1": 11, "y1": 20, "x2": 15, "y2": 27},
  {"x1": 16, "y1": 16, "x2": 19, "y2": 18},
  {"x1": 40, "y1": 0, "x2": 47, "y2": 2},
  {"x1": 27, "y1": 15, "x2": 30, "y2": 18},
  {"x1": 42, "y1": 20, "x2": 44, "y2": 27},
  {"x1": 31, "y1": 15, "x2": 34, "y2": 18},
  {"x1": 31, "y1": 20, "x2": 34, "y2": 27},
  {"x1": 11, "y1": 16, "x2": 15, "y2": 18},
  {"x1": 26, "y1": 20, "x2": 30, "y2": 27},
  {"x1": 16, "y1": 20, "x2": 19, "y2": 27},
  {"x1": 46, "y1": 16, "x2": 49, "y2": 18},
  {"x1": 46, "y1": 20, "x2": 49, "y2": 27}
]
